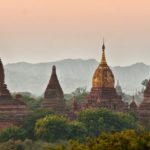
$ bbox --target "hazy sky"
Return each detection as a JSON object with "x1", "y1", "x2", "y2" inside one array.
[{"x1": 0, "y1": 0, "x2": 150, "y2": 66}]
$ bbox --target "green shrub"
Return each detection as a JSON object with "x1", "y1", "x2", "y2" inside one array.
[
  {"x1": 78, "y1": 108, "x2": 139, "y2": 137},
  {"x1": 0, "y1": 127, "x2": 27, "y2": 142},
  {"x1": 35, "y1": 115, "x2": 69, "y2": 142},
  {"x1": 22, "y1": 109, "x2": 54, "y2": 139}
]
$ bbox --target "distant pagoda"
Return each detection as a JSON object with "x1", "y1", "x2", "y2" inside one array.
[
  {"x1": 42, "y1": 65, "x2": 65, "y2": 112},
  {"x1": 116, "y1": 80, "x2": 123, "y2": 96},
  {"x1": 85, "y1": 41, "x2": 128, "y2": 112},
  {"x1": 129, "y1": 96, "x2": 138, "y2": 112},
  {"x1": 0, "y1": 58, "x2": 27, "y2": 128}
]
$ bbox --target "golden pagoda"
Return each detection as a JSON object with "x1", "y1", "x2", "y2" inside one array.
[
  {"x1": 86, "y1": 41, "x2": 128, "y2": 112},
  {"x1": 92, "y1": 42, "x2": 115, "y2": 89}
]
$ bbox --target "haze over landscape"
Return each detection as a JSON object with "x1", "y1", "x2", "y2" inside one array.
[
  {"x1": 0, "y1": 0, "x2": 150, "y2": 66},
  {"x1": 4, "y1": 59, "x2": 150, "y2": 95}
]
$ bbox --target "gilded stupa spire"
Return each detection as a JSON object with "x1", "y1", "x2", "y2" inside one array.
[
  {"x1": 100, "y1": 39, "x2": 107, "y2": 67},
  {"x1": 92, "y1": 39, "x2": 115, "y2": 88}
]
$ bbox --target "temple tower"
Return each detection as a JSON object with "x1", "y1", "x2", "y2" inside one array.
[
  {"x1": 0, "y1": 59, "x2": 27, "y2": 128},
  {"x1": 87, "y1": 41, "x2": 128, "y2": 112},
  {"x1": 0, "y1": 59, "x2": 11, "y2": 100},
  {"x1": 42, "y1": 65, "x2": 65, "y2": 112}
]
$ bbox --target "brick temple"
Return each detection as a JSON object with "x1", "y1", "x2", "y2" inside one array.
[
  {"x1": 42, "y1": 65, "x2": 65, "y2": 112},
  {"x1": 83, "y1": 42, "x2": 128, "y2": 112},
  {"x1": 0, "y1": 59, "x2": 27, "y2": 128}
]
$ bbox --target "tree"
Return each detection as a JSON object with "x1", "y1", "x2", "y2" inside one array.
[
  {"x1": 12, "y1": 92, "x2": 43, "y2": 111},
  {"x1": 68, "y1": 121, "x2": 87, "y2": 140},
  {"x1": 141, "y1": 79, "x2": 149, "y2": 87},
  {"x1": 78, "y1": 109, "x2": 105, "y2": 137},
  {"x1": 22, "y1": 109, "x2": 54, "y2": 139},
  {"x1": 35, "y1": 115, "x2": 69, "y2": 142},
  {"x1": 0, "y1": 127, "x2": 26, "y2": 142},
  {"x1": 42, "y1": 130, "x2": 150, "y2": 150},
  {"x1": 72, "y1": 87, "x2": 87, "y2": 96},
  {"x1": 78, "y1": 108, "x2": 139, "y2": 137},
  {"x1": 71, "y1": 87, "x2": 89, "y2": 103}
]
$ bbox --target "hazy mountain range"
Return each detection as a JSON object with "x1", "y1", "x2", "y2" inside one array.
[{"x1": 4, "y1": 59, "x2": 150, "y2": 95}]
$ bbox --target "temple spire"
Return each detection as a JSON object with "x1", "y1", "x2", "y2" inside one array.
[
  {"x1": 52, "y1": 65, "x2": 56, "y2": 74},
  {"x1": 43, "y1": 65, "x2": 65, "y2": 112},
  {"x1": 0, "y1": 58, "x2": 12, "y2": 100},
  {"x1": 102, "y1": 38, "x2": 105, "y2": 50},
  {"x1": 45, "y1": 65, "x2": 64, "y2": 97},
  {"x1": 0, "y1": 58, "x2": 5, "y2": 85},
  {"x1": 100, "y1": 39, "x2": 107, "y2": 66}
]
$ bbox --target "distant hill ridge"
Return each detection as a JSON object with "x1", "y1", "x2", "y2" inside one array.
[{"x1": 4, "y1": 59, "x2": 150, "y2": 95}]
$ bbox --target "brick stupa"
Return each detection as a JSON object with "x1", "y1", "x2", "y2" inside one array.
[
  {"x1": 42, "y1": 65, "x2": 65, "y2": 112},
  {"x1": 0, "y1": 59, "x2": 27, "y2": 129},
  {"x1": 85, "y1": 42, "x2": 128, "y2": 112}
]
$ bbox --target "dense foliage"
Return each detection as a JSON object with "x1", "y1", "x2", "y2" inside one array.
[
  {"x1": 35, "y1": 115, "x2": 69, "y2": 142},
  {"x1": 1, "y1": 130, "x2": 150, "y2": 150},
  {"x1": 35, "y1": 115, "x2": 87, "y2": 142},
  {"x1": 33, "y1": 108, "x2": 139, "y2": 142},
  {"x1": 0, "y1": 127, "x2": 27, "y2": 142},
  {"x1": 48, "y1": 130, "x2": 150, "y2": 150},
  {"x1": 67, "y1": 121, "x2": 87, "y2": 140},
  {"x1": 22, "y1": 109, "x2": 54, "y2": 139},
  {"x1": 0, "y1": 108, "x2": 140, "y2": 144},
  {"x1": 78, "y1": 108, "x2": 139, "y2": 137}
]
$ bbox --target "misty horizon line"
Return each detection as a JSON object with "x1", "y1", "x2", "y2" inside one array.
[{"x1": 4, "y1": 58, "x2": 149, "y2": 68}]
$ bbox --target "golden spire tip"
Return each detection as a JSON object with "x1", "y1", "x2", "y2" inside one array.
[{"x1": 102, "y1": 38, "x2": 105, "y2": 50}]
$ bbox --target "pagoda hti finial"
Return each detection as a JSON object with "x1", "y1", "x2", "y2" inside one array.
[
  {"x1": 100, "y1": 39, "x2": 107, "y2": 66},
  {"x1": 102, "y1": 38, "x2": 105, "y2": 50}
]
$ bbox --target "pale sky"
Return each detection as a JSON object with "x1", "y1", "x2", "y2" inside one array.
[{"x1": 0, "y1": 0, "x2": 150, "y2": 66}]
